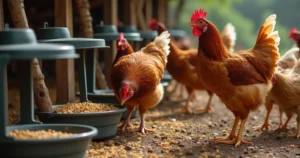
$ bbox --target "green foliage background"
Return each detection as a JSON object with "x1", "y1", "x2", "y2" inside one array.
[{"x1": 169, "y1": 0, "x2": 300, "y2": 54}]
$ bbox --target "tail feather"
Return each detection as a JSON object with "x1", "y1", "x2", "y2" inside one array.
[
  {"x1": 221, "y1": 23, "x2": 236, "y2": 52},
  {"x1": 153, "y1": 31, "x2": 171, "y2": 56},
  {"x1": 252, "y1": 14, "x2": 280, "y2": 80},
  {"x1": 141, "y1": 31, "x2": 171, "y2": 64}
]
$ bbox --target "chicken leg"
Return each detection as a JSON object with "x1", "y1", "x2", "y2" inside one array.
[
  {"x1": 118, "y1": 106, "x2": 135, "y2": 132},
  {"x1": 173, "y1": 86, "x2": 194, "y2": 113},
  {"x1": 195, "y1": 90, "x2": 214, "y2": 113},
  {"x1": 134, "y1": 113, "x2": 155, "y2": 134},
  {"x1": 275, "y1": 108, "x2": 284, "y2": 130},
  {"x1": 213, "y1": 117, "x2": 253, "y2": 147},
  {"x1": 297, "y1": 106, "x2": 300, "y2": 138},
  {"x1": 253, "y1": 100, "x2": 273, "y2": 131},
  {"x1": 288, "y1": 106, "x2": 300, "y2": 138}
]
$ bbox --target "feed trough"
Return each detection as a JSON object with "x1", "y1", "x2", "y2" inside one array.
[
  {"x1": 0, "y1": 28, "x2": 97, "y2": 158},
  {"x1": 36, "y1": 23, "x2": 126, "y2": 139}
]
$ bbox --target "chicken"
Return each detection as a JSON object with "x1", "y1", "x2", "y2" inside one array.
[
  {"x1": 113, "y1": 33, "x2": 135, "y2": 66},
  {"x1": 277, "y1": 47, "x2": 300, "y2": 74},
  {"x1": 110, "y1": 31, "x2": 170, "y2": 134},
  {"x1": 149, "y1": 19, "x2": 236, "y2": 113},
  {"x1": 290, "y1": 28, "x2": 300, "y2": 48},
  {"x1": 254, "y1": 47, "x2": 300, "y2": 131},
  {"x1": 263, "y1": 60, "x2": 300, "y2": 138},
  {"x1": 188, "y1": 9, "x2": 280, "y2": 147}
]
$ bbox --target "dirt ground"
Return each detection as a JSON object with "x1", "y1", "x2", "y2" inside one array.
[{"x1": 7, "y1": 79, "x2": 300, "y2": 158}]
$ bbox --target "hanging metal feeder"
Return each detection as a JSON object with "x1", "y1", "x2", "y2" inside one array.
[
  {"x1": 0, "y1": 27, "x2": 97, "y2": 158},
  {"x1": 35, "y1": 23, "x2": 126, "y2": 140}
]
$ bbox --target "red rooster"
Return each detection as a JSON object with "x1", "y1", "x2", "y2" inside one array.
[
  {"x1": 189, "y1": 9, "x2": 280, "y2": 147},
  {"x1": 149, "y1": 19, "x2": 236, "y2": 113},
  {"x1": 111, "y1": 31, "x2": 170, "y2": 134}
]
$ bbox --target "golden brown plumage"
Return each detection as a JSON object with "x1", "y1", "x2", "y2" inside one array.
[
  {"x1": 111, "y1": 31, "x2": 170, "y2": 134},
  {"x1": 189, "y1": 10, "x2": 280, "y2": 147},
  {"x1": 149, "y1": 19, "x2": 236, "y2": 113},
  {"x1": 254, "y1": 47, "x2": 300, "y2": 133},
  {"x1": 267, "y1": 62, "x2": 300, "y2": 138}
]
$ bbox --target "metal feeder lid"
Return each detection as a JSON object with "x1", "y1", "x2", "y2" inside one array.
[
  {"x1": 0, "y1": 26, "x2": 78, "y2": 60},
  {"x1": 139, "y1": 31, "x2": 158, "y2": 40},
  {"x1": 117, "y1": 25, "x2": 142, "y2": 41},
  {"x1": 94, "y1": 22, "x2": 119, "y2": 41},
  {"x1": 38, "y1": 22, "x2": 109, "y2": 49},
  {"x1": 168, "y1": 29, "x2": 187, "y2": 40}
]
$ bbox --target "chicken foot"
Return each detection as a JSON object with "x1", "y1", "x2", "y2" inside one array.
[
  {"x1": 277, "y1": 113, "x2": 292, "y2": 131},
  {"x1": 212, "y1": 116, "x2": 239, "y2": 141},
  {"x1": 213, "y1": 117, "x2": 253, "y2": 147},
  {"x1": 253, "y1": 101, "x2": 273, "y2": 131},
  {"x1": 195, "y1": 91, "x2": 214, "y2": 113},
  {"x1": 118, "y1": 107, "x2": 135, "y2": 132},
  {"x1": 133, "y1": 113, "x2": 155, "y2": 134}
]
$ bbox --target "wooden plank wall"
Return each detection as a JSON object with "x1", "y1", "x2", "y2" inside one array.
[{"x1": 54, "y1": 0, "x2": 76, "y2": 103}]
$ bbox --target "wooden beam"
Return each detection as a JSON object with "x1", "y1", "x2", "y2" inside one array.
[
  {"x1": 0, "y1": 0, "x2": 3, "y2": 30},
  {"x1": 54, "y1": 0, "x2": 75, "y2": 103},
  {"x1": 103, "y1": 0, "x2": 117, "y2": 88}
]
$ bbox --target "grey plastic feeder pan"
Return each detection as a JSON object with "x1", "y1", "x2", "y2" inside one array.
[
  {"x1": 1, "y1": 124, "x2": 97, "y2": 158},
  {"x1": 36, "y1": 104, "x2": 126, "y2": 140},
  {"x1": 0, "y1": 28, "x2": 96, "y2": 158}
]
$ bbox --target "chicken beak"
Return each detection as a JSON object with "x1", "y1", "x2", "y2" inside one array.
[
  {"x1": 120, "y1": 100, "x2": 126, "y2": 105},
  {"x1": 188, "y1": 22, "x2": 196, "y2": 27}
]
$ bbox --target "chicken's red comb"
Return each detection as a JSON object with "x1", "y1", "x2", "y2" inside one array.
[
  {"x1": 118, "y1": 33, "x2": 124, "y2": 40},
  {"x1": 148, "y1": 19, "x2": 157, "y2": 27},
  {"x1": 190, "y1": 9, "x2": 207, "y2": 21},
  {"x1": 289, "y1": 28, "x2": 297, "y2": 37}
]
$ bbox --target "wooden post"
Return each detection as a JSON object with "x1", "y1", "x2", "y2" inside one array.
[
  {"x1": 103, "y1": 0, "x2": 117, "y2": 88},
  {"x1": 8, "y1": 0, "x2": 53, "y2": 112},
  {"x1": 54, "y1": 0, "x2": 75, "y2": 103},
  {"x1": 123, "y1": 0, "x2": 137, "y2": 25},
  {"x1": 136, "y1": 0, "x2": 147, "y2": 31},
  {"x1": 145, "y1": 0, "x2": 153, "y2": 24},
  {"x1": 75, "y1": 0, "x2": 108, "y2": 90},
  {"x1": 157, "y1": 0, "x2": 169, "y2": 25},
  {"x1": 0, "y1": 0, "x2": 3, "y2": 30}
]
